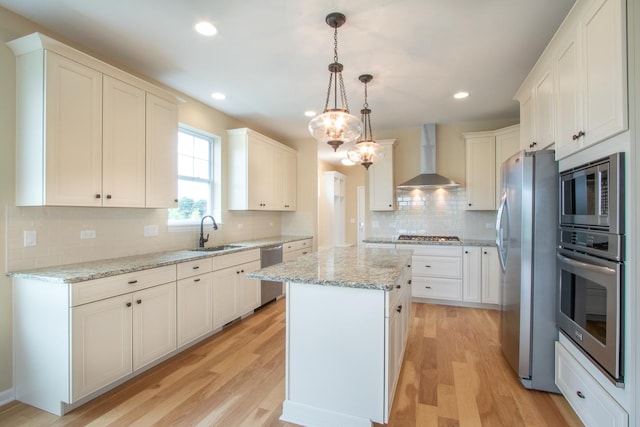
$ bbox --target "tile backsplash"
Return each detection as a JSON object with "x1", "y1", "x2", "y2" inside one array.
[{"x1": 369, "y1": 187, "x2": 497, "y2": 241}]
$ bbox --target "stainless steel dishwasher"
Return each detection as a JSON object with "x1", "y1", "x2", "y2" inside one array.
[{"x1": 260, "y1": 244, "x2": 283, "y2": 305}]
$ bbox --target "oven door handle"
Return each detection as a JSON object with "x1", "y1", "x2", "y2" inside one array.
[{"x1": 557, "y1": 253, "x2": 616, "y2": 275}]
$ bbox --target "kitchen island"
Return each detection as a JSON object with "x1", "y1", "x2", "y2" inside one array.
[{"x1": 248, "y1": 246, "x2": 413, "y2": 427}]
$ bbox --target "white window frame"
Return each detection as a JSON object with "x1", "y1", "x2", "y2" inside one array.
[{"x1": 168, "y1": 124, "x2": 222, "y2": 230}]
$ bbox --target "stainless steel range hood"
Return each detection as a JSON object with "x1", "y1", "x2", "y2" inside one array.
[{"x1": 397, "y1": 124, "x2": 461, "y2": 189}]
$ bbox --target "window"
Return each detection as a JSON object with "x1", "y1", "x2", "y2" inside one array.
[{"x1": 169, "y1": 126, "x2": 221, "y2": 226}]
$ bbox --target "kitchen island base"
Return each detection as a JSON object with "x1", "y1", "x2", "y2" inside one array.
[{"x1": 281, "y1": 275, "x2": 411, "y2": 427}]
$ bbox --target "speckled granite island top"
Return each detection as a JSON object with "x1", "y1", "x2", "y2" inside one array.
[
  {"x1": 8, "y1": 235, "x2": 312, "y2": 284},
  {"x1": 248, "y1": 246, "x2": 412, "y2": 291},
  {"x1": 364, "y1": 237, "x2": 496, "y2": 247}
]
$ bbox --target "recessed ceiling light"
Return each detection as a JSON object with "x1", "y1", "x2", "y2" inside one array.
[
  {"x1": 211, "y1": 92, "x2": 226, "y2": 100},
  {"x1": 195, "y1": 21, "x2": 217, "y2": 36},
  {"x1": 304, "y1": 111, "x2": 316, "y2": 117},
  {"x1": 341, "y1": 158, "x2": 355, "y2": 166},
  {"x1": 454, "y1": 91, "x2": 469, "y2": 99}
]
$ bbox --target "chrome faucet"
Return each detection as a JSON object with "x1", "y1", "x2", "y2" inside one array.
[{"x1": 199, "y1": 215, "x2": 218, "y2": 247}]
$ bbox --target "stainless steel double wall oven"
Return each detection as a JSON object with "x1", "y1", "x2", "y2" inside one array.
[{"x1": 557, "y1": 152, "x2": 625, "y2": 385}]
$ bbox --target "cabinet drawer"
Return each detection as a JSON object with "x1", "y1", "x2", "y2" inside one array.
[
  {"x1": 412, "y1": 276, "x2": 462, "y2": 300},
  {"x1": 212, "y1": 249, "x2": 260, "y2": 270},
  {"x1": 413, "y1": 255, "x2": 462, "y2": 278},
  {"x1": 71, "y1": 265, "x2": 176, "y2": 306},
  {"x1": 284, "y1": 239, "x2": 312, "y2": 252},
  {"x1": 398, "y1": 244, "x2": 462, "y2": 257},
  {"x1": 555, "y1": 342, "x2": 628, "y2": 427},
  {"x1": 177, "y1": 258, "x2": 213, "y2": 280}
]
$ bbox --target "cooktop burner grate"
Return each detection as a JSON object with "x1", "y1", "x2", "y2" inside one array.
[{"x1": 397, "y1": 235, "x2": 460, "y2": 242}]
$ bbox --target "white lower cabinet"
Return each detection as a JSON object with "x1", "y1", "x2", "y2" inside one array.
[
  {"x1": 405, "y1": 244, "x2": 463, "y2": 301},
  {"x1": 283, "y1": 238, "x2": 313, "y2": 261},
  {"x1": 462, "y1": 246, "x2": 501, "y2": 305},
  {"x1": 555, "y1": 342, "x2": 628, "y2": 427},
  {"x1": 177, "y1": 273, "x2": 213, "y2": 347}
]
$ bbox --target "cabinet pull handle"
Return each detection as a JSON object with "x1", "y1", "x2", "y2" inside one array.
[
  {"x1": 425, "y1": 286, "x2": 432, "y2": 289},
  {"x1": 425, "y1": 265, "x2": 432, "y2": 268},
  {"x1": 302, "y1": 251, "x2": 308, "y2": 255},
  {"x1": 408, "y1": 279, "x2": 412, "y2": 285},
  {"x1": 136, "y1": 299, "x2": 142, "y2": 304},
  {"x1": 128, "y1": 280, "x2": 138, "y2": 285},
  {"x1": 576, "y1": 391, "x2": 585, "y2": 399},
  {"x1": 572, "y1": 131, "x2": 585, "y2": 141},
  {"x1": 95, "y1": 194, "x2": 101, "y2": 199},
  {"x1": 126, "y1": 302, "x2": 132, "y2": 307},
  {"x1": 396, "y1": 305, "x2": 402, "y2": 313},
  {"x1": 194, "y1": 278, "x2": 201, "y2": 282},
  {"x1": 106, "y1": 194, "x2": 112, "y2": 199},
  {"x1": 396, "y1": 285, "x2": 401, "y2": 289},
  {"x1": 193, "y1": 266, "x2": 200, "y2": 270}
]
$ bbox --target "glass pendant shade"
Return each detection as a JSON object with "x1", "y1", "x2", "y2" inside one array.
[
  {"x1": 309, "y1": 109, "x2": 363, "y2": 151},
  {"x1": 308, "y1": 12, "x2": 362, "y2": 151},
  {"x1": 346, "y1": 74, "x2": 383, "y2": 169}
]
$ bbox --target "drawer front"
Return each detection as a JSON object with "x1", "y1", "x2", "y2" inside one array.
[
  {"x1": 212, "y1": 248, "x2": 260, "y2": 270},
  {"x1": 398, "y1": 244, "x2": 462, "y2": 257},
  {"x1": 412, "y1": 276, "x2": 462, "y2": 300},
  {"x1": 413, "y1": 255, "x2": 462, "y2": 278},
  {"x1": 283, "y1": 241, "x2": 297, "y2": 253},
  {"x1": 72, "y1": 265, "x2": 176, "y2": 306},
  {"x1": 555, "y1": 342, "x2": 628, "y2": 427},
  {"x1": 177, "y1": 258, "x2": 213, "y2": 280}
]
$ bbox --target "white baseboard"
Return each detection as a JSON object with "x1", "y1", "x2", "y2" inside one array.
[{"x1": 0, "y1": 388, "x2": 15, "y2": 406}]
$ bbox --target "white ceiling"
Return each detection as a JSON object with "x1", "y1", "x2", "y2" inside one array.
[{"x1": 1, "y1": 0, "x2": 575, "y2": 163}]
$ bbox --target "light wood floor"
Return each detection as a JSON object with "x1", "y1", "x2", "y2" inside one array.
[{"x1": 0, "y1": 299, "x2": 582, "y2": 427}]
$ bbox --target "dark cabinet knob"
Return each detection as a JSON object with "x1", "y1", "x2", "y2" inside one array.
[
  {"x1": 408, "y1": 279, "x2": 412, "y2": 285},
  {"x1": 396, "y1": 285, "x2": 401, "y2": 289},
  {"x1": 388, "y1": 204, "x2": 392, "y2": 207},
  {"x1": 126, "y1": 302, "x2": 132, "y2": 307},
  {"x1": 576, "y1": 391, "x2": 585, "y2": 399},
  {"x1": 465, "y1": 250, "x2": 469, "y2": 254},
  {"x1": 136, "y1": 299, "x2": 142, "y2": 304},
  {"x1": 106, "y1": 194, "x2": 112, "y2": 199},
  {"x1": 95, "y1": 194, "x2": 101, "y2": 199},
  {"x1": 174, "y1": 198, "x2": 179, "y2": 203},
  {"x1": 396, "y1": 305, "x2": 403, "y2": 313}
]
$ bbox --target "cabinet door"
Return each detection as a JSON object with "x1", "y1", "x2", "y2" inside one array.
[
  {"x1": 237, "y1": 260, "x2": 262, "y2": 316},
  {"x1": 45, "y1": 51, "x2": 103, "y2": 206},
  {"x1": 248, "y1": 137, "x2": 275, "y2": 210},
  {"x1": 369, "y1": 141, "x2": 395, "y2": 211},
  {"x1": 481, "y1": 247, "x2": 501, "y2": 304},
  {"x1": 533, "y1": 68, "x2": 555, "y2": 150},
  {"x1": 132, "y1": 282, "x2": 177, "y2": 370},
  {"x1": 495, "y1": 128, "x2": 520, "y2": 206},
  {"x1": 555, "y1": 32, "x2": 583, "y2": 159},
  {"x1": 212, "y1": 265, "x2": 240, "y2": 328},
  {"x1": 71, "y1": 294, "x2": 133, "y2": 401},
  {"x1": 102, "y1": 76, "x2": 146, "y2": 207},
  {"x1": 465, "y1": 136, "x2": 495, "y2": 210},
  {"x1": 281, "y1": 148, "x2": 297, "y2": 210},
  {"x1": 145, "y1": 93, "x2": 179, "y2": 208},
  {"x1": 581, "y1": 0, "x2": 627, "y2": 147},
  {"x1": 177, "y1": 273, "x2": 213, "y2": 347},
  {"x1": 462, "y1": 247, "x2": 482, "y2": 303},
  {"x1": 519, "y1": 92, "x2": 535, "y2": 152}
]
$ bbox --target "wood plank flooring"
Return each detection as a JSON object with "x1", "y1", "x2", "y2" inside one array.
[{"x1": 0, "y1": 299, "x2": 582, "y2": 426}]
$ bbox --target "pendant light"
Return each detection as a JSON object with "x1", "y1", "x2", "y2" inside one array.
[
  {"x1": 347, "y1": 74, "x2": 384, "y2": 169},
  {"x1": 308, "y1": 12, "x2": 363, "y2": 151}
]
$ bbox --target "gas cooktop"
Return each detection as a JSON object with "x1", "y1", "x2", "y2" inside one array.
[{"x1": 397, "y1": 235, "x2": 460, "y2": 242}]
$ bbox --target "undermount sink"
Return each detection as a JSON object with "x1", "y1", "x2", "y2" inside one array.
[{"x1": 190, "y1": 244, "x2": 243, "y2": 252}]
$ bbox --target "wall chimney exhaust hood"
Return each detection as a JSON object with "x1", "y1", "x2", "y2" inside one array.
[{"x1": 397, "y1": 124, "x2": 461, "y2": 189}]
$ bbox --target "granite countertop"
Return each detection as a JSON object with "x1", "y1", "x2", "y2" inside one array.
[
  {"x1": 8, "y1": 235, "x2": 312, "y2": 283},
  {"x1": 248, "y1": 246, "x2": 412, "y2": 291},
  {"x1": 364, "y1": 237, "x2": 496, "y2": 247}
]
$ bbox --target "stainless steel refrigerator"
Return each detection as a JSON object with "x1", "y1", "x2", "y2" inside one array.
[{"x1": 496, "y1": 149, "x2": 559, "y2": 393}]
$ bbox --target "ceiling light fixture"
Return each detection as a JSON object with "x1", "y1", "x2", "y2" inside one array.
[
  {"x1": 211, "y1": 92, "x2": 226, "y2": 100},
  {"x1": 308, "y1": 12, "x2": 362, "y2": 152},
  {"x1": 195, "y1": 21, "x2": 217, "y2": 36},
  {"x1": 454, "y1": 91, "x2": 469, "y2": 99},
  {"x1": 347, "y1": 74, "x2": 384, "y2": 170}
]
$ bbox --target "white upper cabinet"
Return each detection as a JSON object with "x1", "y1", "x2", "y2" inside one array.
[
  {"x1": 7, "y1": 33, "x2": 180, "y2": 207},
  {"x1": 227, "y1": 128, "x2": 297, "y2": 211},
  {"x1": 465, "y1": 125, "x2": 520, "y2": 211},
  {"x1": 368, "y1": 139, "x2": 396, "y2": 211},
  {"x1": 516, "y1": 0, "x2": 627, "y2": 160}
]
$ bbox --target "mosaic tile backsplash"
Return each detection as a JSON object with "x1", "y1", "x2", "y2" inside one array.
[{"x1": 368, "y1": 187, "x2": 497, "y2": 240}]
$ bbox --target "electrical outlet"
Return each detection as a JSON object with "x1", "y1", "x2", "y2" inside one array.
[
  {"x1": 80, "y1": 230, "x2": 96, "y2": 239},
  {"x1": 144, "y1": 225, "x2": 159, "y2": 237},
  {"x1": 23, "y1": 230, "x2": 36, "y2": 247}
]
